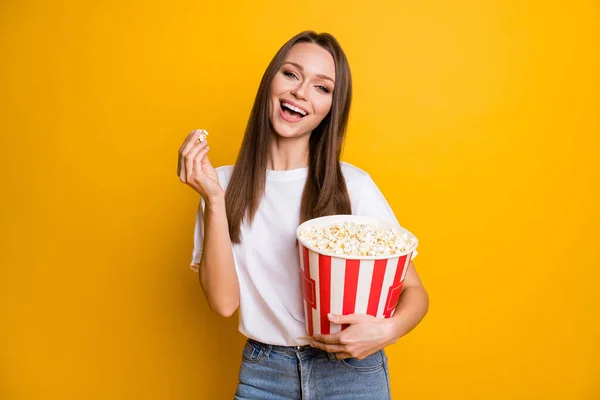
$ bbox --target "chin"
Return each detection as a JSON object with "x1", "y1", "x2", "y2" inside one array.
[
  {"x1": 273, "y1": 125, "x2": 298, "y2": 138},
  {"x1": 275, "y1": 126, "x2": 312, "y2": 140},
  {"x1": 271, "y1": 119, "x2": 312, "y2": 139}
]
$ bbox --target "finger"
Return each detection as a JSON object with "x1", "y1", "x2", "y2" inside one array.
[
  {"x1": 310, "y1": 341, "x2": 345, "y2": 353},
  {"x1": 189, "y1": 146, "x2": 210, "y2": 182},
  {"x1": 328, "y1": 313, "x2": 364, "y2": 326},
  {"x1": 200, "y1": 147, "x2": 215, "y2": 169},
  {"x1": 178, "y1": 130, "x2": 192, "y2": 155},
  {"x1": 179, "y1": 130, "x2": 203, "y2": 181},
  {"x1": 181, "y1": 129, "x2": 208, "y2": 159},
  {"x1": 185, "y1": 140, "x2": 207, "y2": 178},
  {"x1": 185, "y1": 141, "x2": 208, "y2": 181},
  {"x1": 312, "y1": 333, "x2": 342, "y2": 345},
  {"x1": 333, "y1": 352, "x2": 353, "y2": 360},
  {"x1": 179, "y1": 129, "x2": 201, "y2": 155},
  {"x1": 193, "y1": 146, "x2": 210, "y2": 178},
  {"x1": 196, "y1": 146, "x2": 212, "y2": 173},
  {"x1": 178, "y1": 152, "x2": 184, "y2": 179},
  {"x1": 179, "y1": 129, "x2": 200, "y2": 152},
  {"x1": 200, "y1": 150, "x2": 218, "y2": 179}
]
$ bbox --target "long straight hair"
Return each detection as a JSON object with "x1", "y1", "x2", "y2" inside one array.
[{"x1": 225, "y1": 31, "x2": 353, "y2": 243}]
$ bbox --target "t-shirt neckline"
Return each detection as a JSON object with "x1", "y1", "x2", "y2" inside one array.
[{"x1": 266, "y1": 167, "x2": 308, "y2": 181}]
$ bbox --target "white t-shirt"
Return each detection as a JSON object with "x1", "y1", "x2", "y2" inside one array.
[{"x1": 190, "y1": 162, "x2": 417, "y2": 346}]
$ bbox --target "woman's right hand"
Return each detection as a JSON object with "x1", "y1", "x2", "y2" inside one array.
[{"x1": 178, "y1": 129, "x2": 224, "y2": 202}]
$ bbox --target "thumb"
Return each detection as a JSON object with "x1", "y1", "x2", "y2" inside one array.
[
  {"x1": 200, "y1": 152, "x2": 217, "y2": 173},
  {"x1": 200, "y1": 151, "x2": 212, "y2": 166},
  {"x1": 328, "y1": 313, "x2": 362, "y2": 325}
]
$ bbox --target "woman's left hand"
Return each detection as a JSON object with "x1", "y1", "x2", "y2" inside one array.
[{"x1": 310, "y1": 313, "x2": 398, "y2": 360}]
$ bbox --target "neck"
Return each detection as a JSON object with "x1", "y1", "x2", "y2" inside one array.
[{"x1": 267, "y1": 134, "x2": 310, "y2": 171}]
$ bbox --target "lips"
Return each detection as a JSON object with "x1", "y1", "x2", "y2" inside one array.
[
  {"x1": 280, "y1": 99, "x2": 309, "y2": 116},
  {"x1": 279, "y1": 105, "x2": 304, "y2": 123},
  {"x1": 278, "y1": 99, "x2": 310, "y2": 123}
]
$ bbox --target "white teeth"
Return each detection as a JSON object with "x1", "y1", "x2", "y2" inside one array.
[{"x1": 282, "y1": 102, "x2": 307, "y2": 116}]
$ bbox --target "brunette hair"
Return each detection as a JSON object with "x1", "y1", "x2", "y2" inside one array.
[{"x1": 225, "y1": 30, "x2": 353, "y2": 243}]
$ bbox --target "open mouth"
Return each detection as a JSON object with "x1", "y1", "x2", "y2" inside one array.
[{"x1": 280, "y1": 101, "x2": 309, "y2": 120}]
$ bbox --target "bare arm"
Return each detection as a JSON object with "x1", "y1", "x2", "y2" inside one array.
[
  {"x1": 197, "y1": 196, "x2": 239, "y2": 317},
  {"x1": 311, "y1": 260, "x2": 429, "y2": 359},
  {"x1": 387, "y1": 261, "x2": 429, "y2": 339},
  {"x1": 178, "y1": 129, "x2": 239, "y2": 318}
]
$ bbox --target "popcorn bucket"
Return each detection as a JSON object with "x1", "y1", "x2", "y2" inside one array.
[{"x1": 296, "y1": 215, "x2": 418, "y2": 336}]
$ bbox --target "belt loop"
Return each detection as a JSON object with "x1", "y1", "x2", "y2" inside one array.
[{"x1": 263, "y1": 343, "x2": 272, "y2": 359}]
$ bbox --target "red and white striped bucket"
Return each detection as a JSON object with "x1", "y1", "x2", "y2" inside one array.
[{"x1": 296, "y1": 215, "x2": 418, "y2": 336}]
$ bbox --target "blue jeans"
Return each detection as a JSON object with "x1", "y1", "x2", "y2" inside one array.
[{"x1": 234, "y1": 339, "x2": 391, "y2": 399}]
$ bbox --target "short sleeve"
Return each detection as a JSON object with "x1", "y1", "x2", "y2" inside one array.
[
  {"x1": 190, "y1": 197, "x2": 206, "y2": 272},
  {"x1": 355, "y1": 174, "x2": 418, "y2": 261},
  {"x1": 189, "y1": 166, "x2": 237, "y2": 272}
]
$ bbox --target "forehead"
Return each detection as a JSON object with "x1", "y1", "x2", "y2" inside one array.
[{"x1": 284, "y1": 42, "x2": 336, "y2": 80}]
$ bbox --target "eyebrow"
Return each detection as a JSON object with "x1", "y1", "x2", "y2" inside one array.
[{"x1": 283, "y1": 61, "x2": 335, "y2": 84}]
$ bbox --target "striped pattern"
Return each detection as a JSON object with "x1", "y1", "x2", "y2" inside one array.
[{"x1": 298, "y1": 245, "x2": 413, "y2": 336}]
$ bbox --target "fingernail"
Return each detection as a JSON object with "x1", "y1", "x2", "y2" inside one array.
[{"x1": 328, "y1": 313, "x2": 336, "y2": 321}]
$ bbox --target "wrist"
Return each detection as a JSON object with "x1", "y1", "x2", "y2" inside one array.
[
  {"x1": 384, "y1": 314, "x2": 403, "y2": 343},
  {"x1": 205, "y1": 194, "x2": 225, "y2": 211}
]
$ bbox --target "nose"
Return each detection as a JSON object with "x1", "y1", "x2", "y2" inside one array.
[{"x1": 290, "y1": 81, "x2": 308, "y2": 101}]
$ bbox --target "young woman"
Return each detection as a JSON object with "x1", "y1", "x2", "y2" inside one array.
[{"x1": 178, "y1": 31, "x2": 429, "y2": 399}]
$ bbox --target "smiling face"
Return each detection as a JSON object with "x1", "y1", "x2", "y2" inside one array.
[{"x1": 268, "y1": 42, "x2": 336, "y2": 139}]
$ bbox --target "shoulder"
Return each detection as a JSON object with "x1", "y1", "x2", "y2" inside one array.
[
  {"x1": 341, "y1": 162, "x2": 397, "y2": 222},
  {"x1": 340, "y1": 161, "x2": 379, "y2": 207},
  {"x1": 340, "y1": 161, "x2": 372, "y2": 186},
  {"x1": 340, "y1": 161, "x2": 387, "y2": 204}
]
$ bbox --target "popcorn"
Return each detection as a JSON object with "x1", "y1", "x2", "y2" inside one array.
[
  {"x1": 298, "y1": 221, "x2": 416, "y2": 257},
  {"x1": 296, "y1": 216, "x2": 418, "y2": 336},
  {"x1": 195, "y1": 129, "x2": 209, "y2": 143}
]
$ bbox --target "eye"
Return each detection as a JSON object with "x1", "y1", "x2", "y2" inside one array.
[
  {"x1": 316, "y1": 85, "x2": 330, "y2": 94},
  {"x1": 283, "y1": 71, "x2": 298, "y2": 79}
]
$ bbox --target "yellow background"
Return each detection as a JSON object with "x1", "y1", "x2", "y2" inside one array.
[{"x1": 1, "y1": 0, "x2": 598, "y2": 399}]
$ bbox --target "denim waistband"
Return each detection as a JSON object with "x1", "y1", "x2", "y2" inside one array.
[{"x1": 247, "y1": 338, "x2": 328, "y2": 359}]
